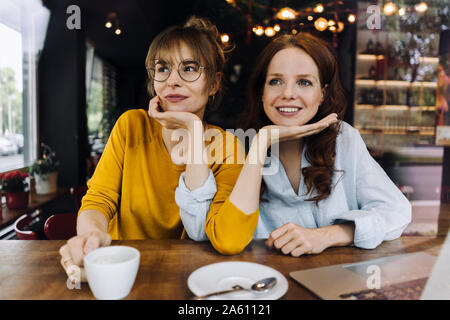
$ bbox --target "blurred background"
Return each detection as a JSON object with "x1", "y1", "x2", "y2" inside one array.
[{"x1": 0, "y1": 0, "x2": 449, "y2": 238}]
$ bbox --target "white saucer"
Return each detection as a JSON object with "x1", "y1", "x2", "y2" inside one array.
[{"x1": 188, "y1": 261, "x2": 288, "y2": 300}]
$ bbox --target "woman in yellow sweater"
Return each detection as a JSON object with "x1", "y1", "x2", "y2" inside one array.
[{"x1": 58, "y1": 16, "x2": 258, "y2": 275}]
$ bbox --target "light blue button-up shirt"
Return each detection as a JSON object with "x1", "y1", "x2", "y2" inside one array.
[{"x1": 176, "y1": 121, "x2": 412, "y2": 249}]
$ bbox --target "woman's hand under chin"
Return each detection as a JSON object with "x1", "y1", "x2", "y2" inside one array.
[
  {"x1": 259, "y1": 113, "x2": 338, "y2": 149},
  {"x1": 148, "y1": 95, "x2": 202, "y2": 131}
]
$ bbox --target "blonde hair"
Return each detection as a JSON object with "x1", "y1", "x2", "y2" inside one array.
[{"x1": 145, "y1": 16, "x2": 232, "y2": 112}]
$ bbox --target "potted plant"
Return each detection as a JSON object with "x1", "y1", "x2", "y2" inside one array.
[
  {"x1": 28, "y1": 143, "x2": 60, "y2": 195},
  {"x1": 0, "y1": 171, "x2": 29, "y2": 209}
]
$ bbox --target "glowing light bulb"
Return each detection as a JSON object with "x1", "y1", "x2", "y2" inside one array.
[
  {"x1": 383, "y1": 2, "x2": 397, "y2": 16},
  {"x1": 398, "y1": 8, "x2": 405, "y2": 16},
  {"x1": 115, "y1": 28, "x2": 121, "y2": 35},
  {"x1": 347, "y1": 14, "x2": 356, "y2": 23},
  {"x1": 265, "y1": 27, "x2": 276, "y2": 37},
  {"x1": 273, "y1": 24, "x2": 280, "y2": 32},
  {"x1": 221, "y1": 34, "x2": 229, "y2": 43},
  {"x1": 314, "y1": 17, "x2": 328, "y2": 31},
  {"x1": 314, "y1": 4, "x2": 324, "y2": 13},
  {"x1": 415, "y1": 2, "x2": 428, "y2": 13},
  {"x1": 105, "y1": 21, "x2": 112, "y2": 28},
  {"x1": 275, "y1": 7, "x2": 297, "y2": 20},
  {"x1": 255, "y1": 26, "x2": 264, "y2": 36}
]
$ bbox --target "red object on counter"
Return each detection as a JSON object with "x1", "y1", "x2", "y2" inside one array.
[{"x1": 5, "y1": 191, "x2": 29, "y2": 210}]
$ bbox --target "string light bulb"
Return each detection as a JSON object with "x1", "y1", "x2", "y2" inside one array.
[
  {"x1": 415, "y1": 2, "x2": 428, "y2": 13},
  {"x1": 115, "y1": 28, "x2": 122, "y2": 35},
  {"x1": 328, "y1": 19, "x2": 336, "y2": 26},
  {"x1": 307, "y1": 15, "x2": 313, "y2": 21},
  {"x1": 291, "y1": 29, "x2": 298, "y2": 35},
  {"x1": 337, "y1": 21, "x2": 344, "y2": 32},
  {"x1": 314, "y1": 17, "x2": 328, "y2": 31},
  {"x1": 275, "y1": 7, "x2": 297, "y2": 20},
  {"x1": 273, "y1": 24, "x2": 280, "y2": 32},
  {"x1": 220, "y1": 34, "x2": 230, "y2": 44},
  {"x1": 106, "y1": 12, "x2": 117, "y2": 30},
  {"x1": 313, "y1": 4, "x2": 324, "y2": 13},
  {"x1": 347, "y1": 14, "x2": 356, "y2": 23},
  {"x1": 254, "y1": 26, "x2": 264, "y2": 36},
  {"x1": 265, "y1": 27, "x2": 276, "y2": 37},
  {"x1": 398, "y1": 7, "x2": 405, "y2": 16},
  {"x1": 383, "y1": 2, "x2": 397, "y2": 15}
]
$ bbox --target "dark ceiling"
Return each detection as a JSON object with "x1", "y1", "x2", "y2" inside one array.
[{"x1": 42, "y1": 0, "x2": 356, "y2": 69}]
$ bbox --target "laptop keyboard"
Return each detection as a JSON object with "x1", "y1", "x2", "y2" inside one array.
[{"x1": 339, "y1": 277, "x2": 429, "y2": 300}]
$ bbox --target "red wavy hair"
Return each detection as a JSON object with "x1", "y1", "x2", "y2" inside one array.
[{"x1": 239, "y1": 33, "x2": 347, "y2": 205}]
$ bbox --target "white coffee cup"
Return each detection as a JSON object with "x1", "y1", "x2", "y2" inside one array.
[{"x1": 84, "y1": 246, "x2": 140, "y2": 300}]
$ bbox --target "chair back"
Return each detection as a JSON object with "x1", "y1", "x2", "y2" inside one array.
[
  {"x1": 14, "y1": 214, "x2": 41, "y2": 240},
  {"x1": 70, "y1": 186, "x2": 88, "y2": 213},
  {"x1": 44, "y1": 213, "x2": 78, "y2": 240}
]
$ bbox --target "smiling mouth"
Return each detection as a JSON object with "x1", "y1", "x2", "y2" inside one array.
[{"x1": 276, "y1": 106, "x2": 302, "y2": 115}]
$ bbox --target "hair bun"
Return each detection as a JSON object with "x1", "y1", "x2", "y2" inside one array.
[{"x1": 184, "y1": 16, "x2": 219, "y2": 40}]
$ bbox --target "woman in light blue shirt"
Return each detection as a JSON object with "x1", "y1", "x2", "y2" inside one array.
[{"x1": 177, "y1": 32, "x2": 411, "y2": 256}]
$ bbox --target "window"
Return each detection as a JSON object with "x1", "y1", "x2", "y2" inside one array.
[
  {"x1": 0, "y1": 0, "x2": 49, "y2": 173},
  {"x1": 86, "y1": 42, "x2": 104, "y2": 137},
  {"x1": 86, "y1": 43, "x2": 118, "y2": 156}
]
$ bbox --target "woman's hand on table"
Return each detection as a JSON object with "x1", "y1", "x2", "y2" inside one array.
[
  {"x1": 59, "y1": 230, "x2": 111, "y2": 282},
  {"x1": 265, "y1": 223, "x2": 329, "y2": 257}
]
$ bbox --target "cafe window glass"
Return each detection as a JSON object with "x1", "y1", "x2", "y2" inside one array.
[
  {"x1": 0, "y1": 0, "x2": 49, "y2": 173},
  {"x1": 86, "y1": 44, "x2": 118, "y2": 157}
]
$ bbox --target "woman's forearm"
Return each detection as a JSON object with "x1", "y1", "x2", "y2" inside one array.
[
  {"x1": 229, "y1": 135, "x2": 268, "y2": 215},
  {"x1": 77, "y1": 209, "x2": 109, "y2": 235},
  {"x1": 184, "y1": 121, "x2": 209, "y2": 190},
  {"x1": 321, "y1": 222, "x2": 355, "y2": 248}
]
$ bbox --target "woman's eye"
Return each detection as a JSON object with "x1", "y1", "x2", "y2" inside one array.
[
  {"x1": 156, "y1": 66, "x2": 169, "y2": 73},
  {"x1": 298, "y1": 79, "x2": 312, "y2": 86},
  {"x1": 183, "y1": 65, "x2": 197, "y2": 72},
  {"x1": 268, "y1": 79, "x2": 281, "y2": 85}
]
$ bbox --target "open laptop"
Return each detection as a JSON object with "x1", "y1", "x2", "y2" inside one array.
[{"x1": 290, "y1": 232, "x2": 450, "y2": 300}]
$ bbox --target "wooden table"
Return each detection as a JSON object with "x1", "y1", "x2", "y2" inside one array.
[{"x1": 0, "y1": 236, "x2": 445, "y2": 300}]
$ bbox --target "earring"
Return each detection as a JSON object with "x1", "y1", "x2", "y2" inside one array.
[{"x1": 209, "y1": 95, "x2": 216, "y2": 104}]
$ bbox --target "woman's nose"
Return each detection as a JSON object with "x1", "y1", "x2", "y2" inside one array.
[
  {"x1": 166, "y1": 69, "x2": 182, "y2": 87},
  {"x1": 281, "y1": 82, "x2": 296, "y2": 99}
]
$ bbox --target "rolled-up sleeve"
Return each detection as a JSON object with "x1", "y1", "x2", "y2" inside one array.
[
  {"x1": 175, "y1": 169, "x2": 217, "y2": 241},
  {"x1": 333, "y1": 128, "x2": 412, "y2": 249}
]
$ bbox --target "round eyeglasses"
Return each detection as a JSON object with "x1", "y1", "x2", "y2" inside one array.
[{"x1": 148, "y1": 59, "x2": 207, "y2": 82}]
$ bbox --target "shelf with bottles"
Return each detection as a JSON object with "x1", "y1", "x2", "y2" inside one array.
[
  {"x1": 353, "y1": 0, "x2": 445, "y2": 156},
  {"x1": 358, "y1": 128, "x2": 435, "y2": 136},
  {"x1": 355, "y1": 85, "x2": 436, "y2": 106},
  {"x1": 357, "y1": 54, "x2": 439, "y2": 64},
  {"x1": 355, "y1": 105, "x2": 436, "y2": 111},
  {"x1": 355, "y1": 105, "x2": 435, "y2": 136},
  {"x1": 355, "y1": 79, "x2": 437, "y2": 88}
]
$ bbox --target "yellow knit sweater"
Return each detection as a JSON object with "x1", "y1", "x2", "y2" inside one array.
[{"x1": 79, "y1": 109, "x2": 258, "y2": 254}]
